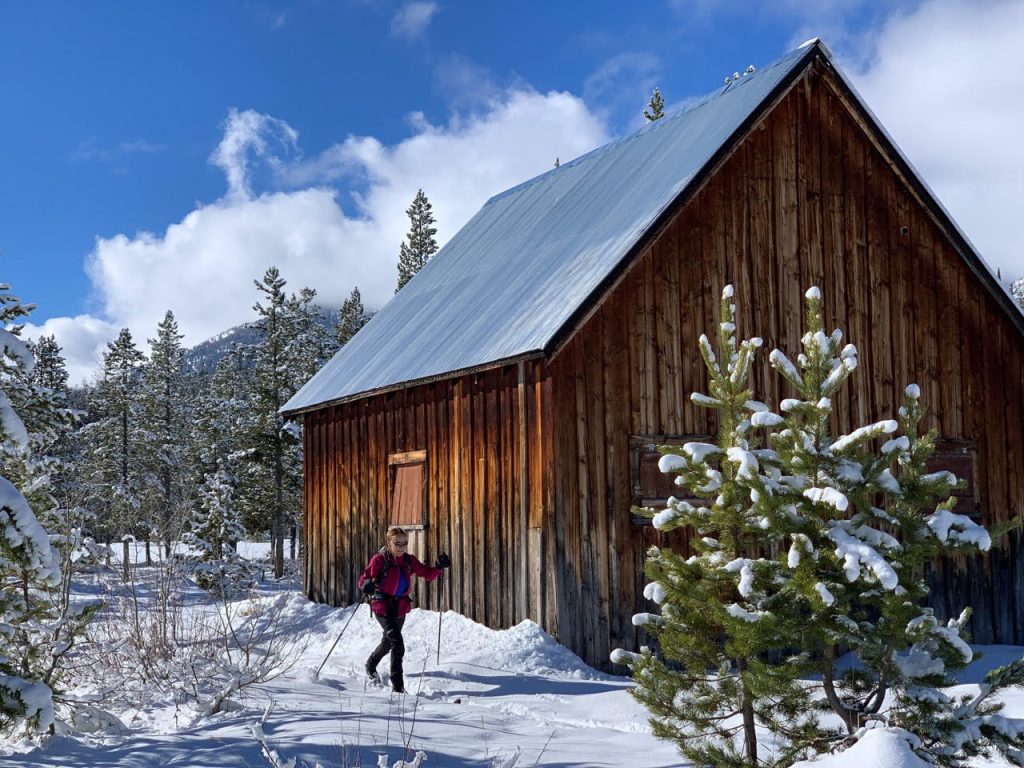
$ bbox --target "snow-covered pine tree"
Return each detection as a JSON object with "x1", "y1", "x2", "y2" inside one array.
[
  {"x1": 615, "y1": 285, "x2": 1024, "y2": 766},
  {"x1": 755, "y1": 288, "x2": 1024, "y2": 765},
  {"x1": 611, "y1": 287, "x2": 824, "y2": 766},
  {"x1": 644, "y1": 87, "x2": 665, "y2": 122},
  {"x1": 281, "y1": 286, "x2": 332, "y2": 560},
  {"x1": 335, "y1": 286, "x2": 368, "y2": 347},
  {"x1": 396, "y1": 189, "x2": 438, "y2": 292},
  {"x1": 1012, "y1": 277, "x2": 1023, "y2": 311},
  {"x1": 241, "y1": 267, "x2": 307, "y2": 578},
  {"x1": 0, "y1": 284, "x2": 62, "y2": 733},
  {"x1": 28, "y1": 335, "x2": 69, "y2": 392},
  {"x1": 180, "y1": 467, "x2": 253, "y2": 594},
  {"x1": 287, "y1": 287, "x2": 335, "y2": 383},
  {"x1": 141, "y1": 311, "x2": 191, "y2": 559},
  {"x1": 21, "y1": 334, "x2": 75, "y2": 517},
  {"x1": 80, "y1": 328, "x2": 151, "y2": 580}
]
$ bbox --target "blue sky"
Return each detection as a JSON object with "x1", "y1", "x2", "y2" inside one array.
[{"x1": 3, "y1": 1, "x2": 1023, "y2": 383}]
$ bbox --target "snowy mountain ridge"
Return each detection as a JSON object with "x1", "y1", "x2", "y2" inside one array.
[{"x1": 184, "y1": 306, "x2": 340, "y2": 373}]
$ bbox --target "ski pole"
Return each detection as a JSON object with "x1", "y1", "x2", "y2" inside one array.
[
  {"x1": 436, "y1": 571, "x2": 443, "y2": 665},
  {"x1": 315, "y1": 599, "x2": 364, "y2": 679}
]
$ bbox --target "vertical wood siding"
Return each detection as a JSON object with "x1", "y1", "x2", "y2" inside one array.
[{"x1": 302, "y1": 361, "x2": 557, "y2": 635}]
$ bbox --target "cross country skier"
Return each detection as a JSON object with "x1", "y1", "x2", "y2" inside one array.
[{"x1": 358, "y1": 526, "x2": 451, "y2": 693}]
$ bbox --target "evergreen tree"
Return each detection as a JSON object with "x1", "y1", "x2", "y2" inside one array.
[
  {"x1": 240, "y1": 267, "x2": 307, "y2": 578},
  {"x1": 287, "y1": 287, "x2": 335, "y2": 382},
  {"x1": 754, "y1": 288, "x2": 1023, "y2": 764},
  {"x1": 396, "y1": 189, "x2": 438, "y2": 292},
  {"x1": 1012, "y1": 277, "x2": 1023, "y2": 311},
  {"x1": 193, "y1": 346, "x2": 251, "y2": 476},
  {"x1": 141, "y1": 311, "x2": 190, "y2": 559},
  {"x1": 335, "y1": 286, "x2": 368, "y2": 347},
  {"x1": 0, "y1": 284, "x2": 62, "y2": 733},
  {"x1": 29, "y1": 335, "x2": 69, "y2": 392},
  {"x1": 80, "y1": 328, "x2": 150, "y2": 580},
  {"x1": 612, "y1": 287, "x2": 822, "y2": 766},
  {"x1": 615, "y1": 286, "x2": 1024, "y2": 766},
  {"x1": 644, "y1": 87, "x2": 665, "y2": 122},
  {"x1": 281, "y1": 286, "x2": 332, "y2": 560},
  {"x1": 180, "y1": 468, "x2": 253, "y2": 593}
]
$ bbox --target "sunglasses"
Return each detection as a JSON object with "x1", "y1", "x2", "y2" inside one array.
[{"x1": 393, "y1": 540, "x2": 409, "y2": 547}]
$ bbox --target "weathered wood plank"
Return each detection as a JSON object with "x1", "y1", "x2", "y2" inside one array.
[
  {"x1": 773, "y1": 92, "x2": 802, "y2": 382},
  {"x1": 747, "y1": 120, "x2": 775, "y2": 405}
]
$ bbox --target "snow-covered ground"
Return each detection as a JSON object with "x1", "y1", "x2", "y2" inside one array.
[
  {"x1": 0, "y1": 547, "x2": 681, "y2": 768},
  {"x1": 3, "y1": 544, "x2": 1023, "y2": 767}
]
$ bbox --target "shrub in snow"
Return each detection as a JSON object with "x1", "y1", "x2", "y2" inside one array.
[{"x1": 613, "y1": 285, "x2": 1024, "y2": 767}]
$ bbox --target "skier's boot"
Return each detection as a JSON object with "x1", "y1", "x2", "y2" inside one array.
[
  {"x1": 391, "y1": 673, "x2": 405, "y2": 694},
  {"x1": 365, "y1": 660, "x2": 382, "y2": 687}
]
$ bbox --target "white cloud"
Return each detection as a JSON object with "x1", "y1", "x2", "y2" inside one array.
[
  {"x1": 35, "y1": 88, "x2": 609, "y2": 385},
  {"x1": 209, "y1": 108, "x2": 299, "y2": 202},
  {"x1": 842, "y1": 0, "x2": 1024, "y2": 283},
  {"x1": 390, "y1": 1, "x2": 439, "y2": 40}
]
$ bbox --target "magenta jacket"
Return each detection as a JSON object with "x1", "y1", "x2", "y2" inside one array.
[{"x1": 357, "y1": 550, "x2": 442, "y2": 617}]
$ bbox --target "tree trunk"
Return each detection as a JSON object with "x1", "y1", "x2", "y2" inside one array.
[
  {"x1": 289, "y1": 524, "x2": 296, "y2": 561},
  {"x1": 822, "y1": 656, "x2": 858, "y2": 733},
  {"x1": 145, "y1": 538, "x2": 152, "y2": 565},
  {"x1": 122, "y1": 539, "x2": 131, "y2": 582},
  {"x1": 273, "y1": 435, "x2": 285, "y2": 578},
  {"x1": 737, "y1": 660, "x2": 759, "y2": 765}
]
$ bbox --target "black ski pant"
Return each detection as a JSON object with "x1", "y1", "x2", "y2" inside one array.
[{"x1": 367, "y1": 606, "x2": 405, "y2": 683}]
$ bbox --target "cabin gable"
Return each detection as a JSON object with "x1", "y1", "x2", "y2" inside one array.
[{"x1": 546, "y1": 60, "x2": 1024, "y2": 664}]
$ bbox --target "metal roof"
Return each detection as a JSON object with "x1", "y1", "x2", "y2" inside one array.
[{"x1": 284, "y1": 43, "x2": 820, "y2": 415}]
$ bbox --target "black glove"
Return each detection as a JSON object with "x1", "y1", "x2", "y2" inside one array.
[
  {"x1": 435, "y1": 553, "x2": 451, "y2": 569},
  {"x1": 361, "y1": 579, "x2": 376, "y2": 596}
]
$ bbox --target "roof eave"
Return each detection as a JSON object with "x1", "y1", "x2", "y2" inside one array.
[{"x1": 280, "y1": 350, "x2": 546, "y2": 417}]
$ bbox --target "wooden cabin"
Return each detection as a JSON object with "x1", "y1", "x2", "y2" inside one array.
[{"x1": 283, "y1": 40, "x2": 1024, "y2": 669}]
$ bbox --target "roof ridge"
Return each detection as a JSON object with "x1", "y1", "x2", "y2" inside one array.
[{"x1": 485, "y1": 42, "x2": 820, "y2": 208}]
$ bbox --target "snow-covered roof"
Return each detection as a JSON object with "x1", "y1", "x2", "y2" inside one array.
[
  {"x1": 283, "y1": 44, "x2": 817, "y2": 415},
  {"x1": 282, "y1": 39, "x2": 1022, "y2": 415}
]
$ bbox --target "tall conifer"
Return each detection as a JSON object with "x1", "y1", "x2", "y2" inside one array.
[
  {"x1": 81, "y1": 329, "x2": 149, "y2": 580},
  {"x1": 396, "y1": 189, "x2": 438, "y2": 292},
  {"x1": 141, "y1": 311, "x2": 189, "y2": 558},
  {"x1": 241, "y1": 267, "x2": 308, "y2": 577},
  {"x1": 336, "y1": 286, "x2": 368, "y2": 347}
]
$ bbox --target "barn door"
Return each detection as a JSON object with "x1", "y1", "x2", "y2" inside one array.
[{"x1": 389, "y1": 450, "x2": 427, "y2": 529}]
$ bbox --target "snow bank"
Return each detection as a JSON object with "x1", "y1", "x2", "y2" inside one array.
[
  {"x1": 283, "y1": 594, "x2": 608, "y2": 681},
  {"x1": 793, "y1": 727, "x2": 931, "y2": 768}
]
